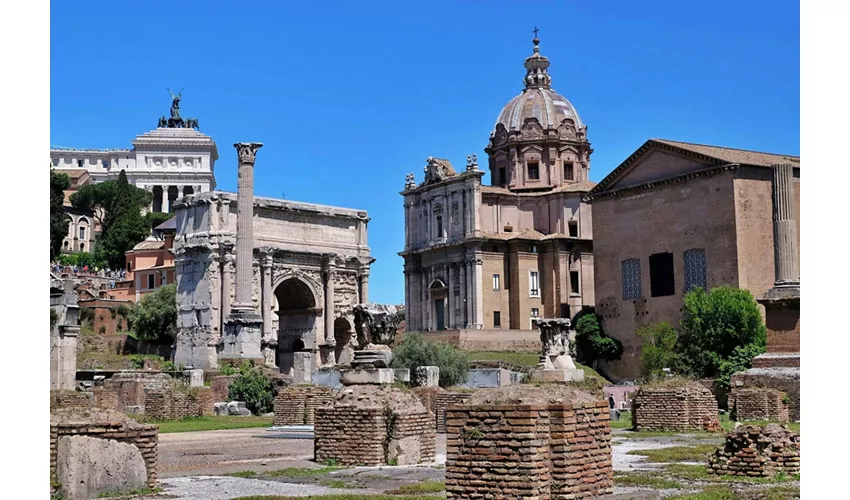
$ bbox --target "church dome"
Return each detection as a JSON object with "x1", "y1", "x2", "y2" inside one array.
[{"x1": 492, "y1": 34, "x2": 585, "y2": 133}]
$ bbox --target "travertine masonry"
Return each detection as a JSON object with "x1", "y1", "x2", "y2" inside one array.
[
  {"x1": 708, "y1": 424, "x2": 799, "y2": 478},
  {"x1": 274, "y1": 386, "x2": 335, "y2": 425},
  {"x1": 632, "y1": 383, "x2": 720, "y2": 432},
  {"x1": 730, "y1": 388, "x2": 789, "y2": 422},
  {"x1": 445, "y1": 400, "x2": 613, "y2": 499}
]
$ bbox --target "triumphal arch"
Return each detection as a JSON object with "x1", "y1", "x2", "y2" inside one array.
[{"x1": 172, "y1": 192, "x2": 373, "y2": 374}]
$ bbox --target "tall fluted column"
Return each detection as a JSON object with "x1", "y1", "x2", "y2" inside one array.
[
  {"x1": 473, "y1": 254, "x2": 484, "y2": 329},
  {"x1": 325, "y1": 269, "x2": 336, "y2": 343},
  {"x1": 359, "y1": 267, "x2": 370, "y2": 303},
  {"x1": 221, "y1": 142, "x2": 265, "y2": 365},
  {"x1": 163, "y1": 187, "x2": 170, "y2": 213},
  {"x1": 233, "y1": 143, "x2": 263, "y2": 310},
  {"x1": 221, "y1": 257, "x2": 233, "y2": 323},
  {"x1": 261, "y1": 254, "x2": 273, "y2": 337},
  {"x1": 459, "y1": 262, "x2": 467, "y2": 328},
  {"x1": 771, "y1": 162, "x2": 799, "y2": 287}
]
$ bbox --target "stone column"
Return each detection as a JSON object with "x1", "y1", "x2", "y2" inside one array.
[
  {"x1": 324, "y1": 267, "x2": 336, "y2": 344},
  {"x1": 162, "y1": 186, "x2": 170, "y2": 213},
  {"x1": 178, "y1": 185, "x2": 184, "y2": 203},
  {"x1": 459, "y1": 261, "x2": 467, "y2": 328},
  {"x1": 222, "y1": 256, "x2": 233, "y2": 323},
  {"x1": 473, "y1": 255, "x2": 484, "y2": 329},
  {"x1": 359, "y1": 267, "x2": 370, "y2": 303},
  {"x1": 261, "y1": 254, "x2": 273, "y2": 337},
  {"x1": 771, "y1": 162, "x2": 799, "y2": 287},
  {"x1": 221, "y1": 143, "x2": 264, "y2": 364},
  {"x1": 446, "y1": 264, "x2": 454, "y2": 329}
]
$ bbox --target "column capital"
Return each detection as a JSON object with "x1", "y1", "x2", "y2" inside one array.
[{"x1": 234, "y1": 142, "x2": 264, "y2": 164}]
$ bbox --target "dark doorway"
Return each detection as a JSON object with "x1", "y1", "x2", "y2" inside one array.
[{"x1": 649, "y1": 252, "x2": 675, "y2": 297}]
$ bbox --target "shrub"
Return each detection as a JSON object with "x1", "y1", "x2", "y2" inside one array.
[
  {"x1": 219, "y1": 364, "x2": 238, "y2": 376},
  {"x1": 391, "y1": 333, "x2": 469, "y2": 387},
  {"x1": 676, "y1": 286, "x2": 767, "y2": 389},
  {"x1": 637, "y1": 321, "x2": 680, "y2": 382},
  {"x1": 128, "y1": 284, "x2": 177, "y2": 343},
  {"x1": 227, "y1": 362, "x2": 275, "y2": 414},
  {"x1": 575, "y1": 313, "x2": 623, "y2": 365}
]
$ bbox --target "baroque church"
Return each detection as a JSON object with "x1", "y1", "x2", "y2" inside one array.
[{"x1": 400, "y1": 35, "x2": 596, "y2": 335}]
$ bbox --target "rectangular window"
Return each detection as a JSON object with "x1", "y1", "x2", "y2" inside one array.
[
  {"x1": 531, "y1": 307, "x2": 540, "y2": 317},
  {"x1": 563, "y1": 161, "x2": 574, "y2": 180},
  {"x1": 560, "y1": 303, "x2": 570, "y2": 318},
  {"x1": 684, "y1": 248, "x2": 707, "y2": 292},
  {"x1": 568, "y1": 220, "x2": 578, "y2": 237},
  {"x1": 530, "y1": 245, "x2": 538, "y2": 254},
  {"x1": 570, "y1": 271, "x2": 580, "y2": 296},
  {"x1": 77, "y1": 159, "x2": 84, "y2": 168},
  {"x1": 101, "y1": 159, "x2": 109, "y2": 169},
  {"x1": 493, "y1": 311, "x2": 501, "y2": 328},
  {"x1": 52, "y1": 157, "x2": 59, "y2": 167},
  {"x1": 79, "y1": 227, "x2": 85, "y2": 240},
  {"x1": 622, "y1": 258, "x2": 642, "y2": 300},
  {"x1": 436, "y1": 215, "x2": 443, "y2": 238},
  {"x1": 493, "y1": 274, "x2": 500, "y2": 291},
  {"x1": 499, "y1": 167, "x2": 506, "y2": 185},
  {"x1": 147, "y1": 274, "x2": 155, "y2": 290},
  {"x1": 529, "y1": 271, "x2": 540, "y2": 297},
  {"x1": 527, "y1": 161, "x2": 539, "y2": 180},
  {"x1": 649, "y1": 252, "x2": 676, "y2": 297}
]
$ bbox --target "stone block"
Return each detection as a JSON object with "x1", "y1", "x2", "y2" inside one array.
[
  {"x1": 227, "y1": 401, "x2": 251, "y2": 416},
  {"x1": 293, "y1": 352, "x2": 314, "y2": 385},
  {"x1": 530, "y1": 368, "x2": 585, "y2": 383},
  {"x1": 341, "y1": 368, "x2": 395, "y2": 385},
  {"x1": 394, "y1": 368, "x2": 411, "y2": 383},
  {"x1": 351, "y1": 347, "x2": 393, "y2": 368},
  {"x1": 185, "y1": 369, "x2": 204, "y2": 388},
  {"x1": 57, "y1": 435, "x2": 148, "y2": 500},
  {"x1": 415, "y1": 366, "x2": 439, "y2": 387},
  {"x1": 213, "y1": 402, "x2": 228, "y2": 416}
]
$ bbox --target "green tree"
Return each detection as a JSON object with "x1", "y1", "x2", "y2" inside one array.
[
  {"x1": 575, "y1": 313, "x2": 623, "y2": 366},
  {"x1": 391, "y1": 333, "x2": 469, "y2": 387},
  {"x1": 637, "y1": 321, "x2": 680, "y2": 382},
  {"x1": 676, "y1": 286, "x2": 767, "y2": 389},
  {"x1": 50, "y1": 170, "x2": 71, "y2": 260},
  {"x1": 70, "y1": 170, "x2": 152, "y2": 269},
  {"x1": 128, "y1": 284, "x2": 177, "y2": 343},
  {"x1": 228, "y1": 362, "x2": 275, "y2": 414}
]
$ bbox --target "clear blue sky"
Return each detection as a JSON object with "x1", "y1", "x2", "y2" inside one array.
[{"x1": 50, "y1": 0, "x2": 800, "y2": 305}]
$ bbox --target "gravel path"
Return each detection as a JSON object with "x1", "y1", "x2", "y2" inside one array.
[{"x1": 160, "y1": 476, "x2": 380, "y2": 500}]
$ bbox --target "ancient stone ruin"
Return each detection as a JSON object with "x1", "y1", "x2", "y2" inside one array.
[
  {"x1": 631, "y1": 380, "x2": 720, "y2": 432},
  {"x1": 314, "y1": 385, "x2": 436, "y2": 466},
  {"x1": 51, "y1": 277, "x2": 80, "y2": 391},
  {"x1": 274, "y1": 385, "x2": 335, "y2": 426},
  {"x1": 708, "y1": 424, "x2": 800, "y2": 478},
  {"x1": 729, "y1": 388, "x2": 790, "y2": 422},
  {"x1": 445, "y1": 384, "x2": 613, "y2": 499},
  {"x1": 51, "y1": 408, "x2": 158, "y2": 500},
  {"x1": 530, "y1": 318, "x2": 584, "y2": 383}
]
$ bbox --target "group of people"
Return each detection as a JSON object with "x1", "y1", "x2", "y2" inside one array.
[{"x1": 50, "y1": 262, "x2": 127, "y2": 284}]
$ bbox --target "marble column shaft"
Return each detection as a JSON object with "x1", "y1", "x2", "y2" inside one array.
[
  {"x1": 473, "y1": 255, "x2": 484, "y2": 328},
  {"x1": 324, "y1": 268, "x2": 335, "y2": 344},
  {"x1": 459, "y1": 262, "x2": 467, "y2": 327},
  {"x1": 233, "y1": 143, "x2": 263, "y2": 310},
  {"x1": 222, "y1": 257, "x2": 233, "y2": 323},
  {"x1": 771, "y1": 162, "x2": 799, "y2": 285},
  {"x1": 262, "y1": 255, "x2": 273, "y2": 335},
  {"x1": 359, "y1": 269, "x2": 370, "y2": 303},
  {"x1": 446, "y1": 264, "x2": 454, "y2": 328}
]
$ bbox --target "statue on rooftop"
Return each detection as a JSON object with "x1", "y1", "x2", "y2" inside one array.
[{"x1": 168, "y1": 88, "x2": 183, "y2": 118}]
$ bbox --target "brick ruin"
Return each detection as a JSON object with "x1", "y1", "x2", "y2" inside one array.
[
  {"x1": 434, "y1": 391, "x2": 473, "y2": 433},
  {"x1": 729, "y1": 388, "x2": 789, "y2": 422},
  {"x1": 314, "y1": 385, "x2": 436, "y2": 466},
  {"x1": 445, "y1": 384, "x2": 613, "y2": 500},
  {"x1": 412, "y1": 386, "x2": 446, "y2": 416},
  {"x1": 631, "y1": 381, "x2": 720, "y2": 432},
  {"x1": 708, "y1": 424, "x2": 800, "y2": 478},
  {"x1": 143, "y1": 386, "x2": 213, "y2": 420},
  {"x1": 274, "y1": 385, "x2": 335, "y2": 426},
  {"x1": 731, "y1": 369, "x2": 799, "y2": 422},
  {"x1": 210, "y1": 374, "x2": 239, "y2": 403},
  {"x1": 50, "y1": 409, "x2": 158, "y2": 499}
]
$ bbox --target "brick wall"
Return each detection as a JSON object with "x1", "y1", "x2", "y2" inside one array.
[
  {"x1": 434, "y1": 392, "x2": 473, "y2": 432},
  {"x1": 729, "y1": 388, "x2": 789, "y2": 422},
  {"x1": 50, "y1": 421, "x2": 158, "y2": 490},
  {"x1": 274, "y1": 386, "x2": 335, "y2": 426},
  {"x1": 632, "y1": 384, "x2": 720, "y2": 432},
  {"x1": 50, "y1": 390, "x2": 94, "y2": 411},
  {"x1": 211, "y1": 375, "x2": 239, "y2": 402},
  {"x1": 445, "y1": 400, "x2": 613, "y2": 499},
  {"x1": 412, "y1": 386, "x2": 446, "y2": 417},
  {"x1": 708, "y1": 424, "x2": 799, "y2": 478},
  {"x1": 143, "y1": 386, "x2": 212, "y2": 420},
  {"x1": 730, "y1": 371, "x2": 800, "y2": 422},
  {"x1": 314, "y1": 405, "x2": 436, "y2": 466},
  {"x1": 93, "y1": 387, "x2": 119, "y2": 411}
]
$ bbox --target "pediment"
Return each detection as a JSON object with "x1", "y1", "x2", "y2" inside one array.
[
  {"x1": 520, "y1": 144, "x2": 544, "y2": 153},
  {"x1": 605, "y1": 147, "x2": 716, "y2": 191}
]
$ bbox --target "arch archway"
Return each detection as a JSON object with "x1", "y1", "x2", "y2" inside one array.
[
  {"x1": 334, "y1": 317, "x2": 354, "y2": 365},
  {"x1": 429, "y1": 279, "x2": 448, "y2": 331},
  {"x1": 274, "y1": 277, "x2": 318, "y2": 373}
]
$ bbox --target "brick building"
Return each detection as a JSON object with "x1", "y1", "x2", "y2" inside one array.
[
  {"x1": 400, "y1": 35, "x2": 595, "y2": 337},
  {"x1": 585, "y1": 139, "x2": 800, "y2": 381}
]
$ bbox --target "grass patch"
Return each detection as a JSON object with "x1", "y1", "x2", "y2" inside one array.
[
  {"x1": 227, "y1": 466, "x2": 345, "y2": 478},
  {"x1": 759, "y1": 485, "x2": 801, "y2": 500},
  {"x1": 627, "y1": 444, "x2": 718, "y2": 463},
  {"x1": 614, "y1": 473, "x2": 682, "y2": 489},
  {"x1": 719, "y1": 414, "x2": 800, "y2": 433},
  {"x1": 664, "y1": 464, "x2": 800, "y2": 485},
  {"x1": 609, "y1": 411, "x2": 632, "y2": 429},
  {"x1": 147, "y1": 416, "x2": 273, "y2": 433},
  {"x1": 469, "y1": 351, "x2": 539, "y2": 367},
  {"x1": 386, "y1": 480, "x2": 446, "y2": 494},
  {"x1": 666, "y1": 485, "x2": 735, "y2": 500},
  {"x1": 231, "y1": 496, "x2": 439, "y2": 500},
  {"x1": 319, "y1": 479, "x2": 353, "y2": 489},
  {"x1": 96, "y1": 487, "x2": 162, "y2": 497}
]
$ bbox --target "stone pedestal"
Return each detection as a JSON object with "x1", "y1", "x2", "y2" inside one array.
[
  {"x1": 292, "y1": 352, "x2": 314, "y2": 384},
  {"x1": 341, "y1": 368, "x2": 395, "y2": 385},
  {"x1": 185, "y1": 369, "x2": 204, "y2": 388},
  {"x1": 394, "y1": 368, "x2": 411, "y2": 383},
  {"x1": 415, "y1": 366, "x2": 440, "y2": 387},
  {"x1": 531, "y1": 368, "x2": 585, "y2": 383},
  {"x1": 220, "y1": 311, "x2": 264, "y2": 363},
  {"x1": 351, "y1": 347, "x2": 393, "y2": 369}
]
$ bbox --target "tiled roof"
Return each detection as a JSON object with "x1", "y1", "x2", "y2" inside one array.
[
  {"x1": 155, "y1": 216, "x2": 177, "y2": 231},
  {"x1": 481, "y1": 179, "x2": 597, "y2": 196},
  {"x1": 651, "y1": 139, "x2": 800, "y2": 167},
  {"x1": 132, "y1": 240, "x2": 165, "y2": 251}
]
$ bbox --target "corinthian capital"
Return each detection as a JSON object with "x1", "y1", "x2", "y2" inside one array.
[{"x1": 234, "y1": 142, "x2": 264, "y2": 164}]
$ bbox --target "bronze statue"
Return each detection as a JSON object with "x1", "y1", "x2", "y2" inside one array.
[{"x1": 167, "y1": 88, "x2": 183, "y2": 118}]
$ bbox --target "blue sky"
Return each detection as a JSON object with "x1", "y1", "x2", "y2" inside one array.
[{"x1": 50, "y1": 0, "x2": 800, "y2": 305}]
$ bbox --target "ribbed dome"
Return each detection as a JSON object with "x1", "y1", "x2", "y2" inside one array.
[
  {"x1": 495, "y1": 88, "x2": 584, "y2": 131},
  {"x1": 492, "y1": 33, "x2": 584, "y2": 133}
]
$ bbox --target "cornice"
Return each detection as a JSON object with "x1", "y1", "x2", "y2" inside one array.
[{"x1": 584, "y1": 163, "x2": 740, "y2": 202}]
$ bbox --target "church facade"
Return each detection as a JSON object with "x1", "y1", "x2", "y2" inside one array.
[{"x1": 400, "y1": 36, "x2": 596, "y2": 338}]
